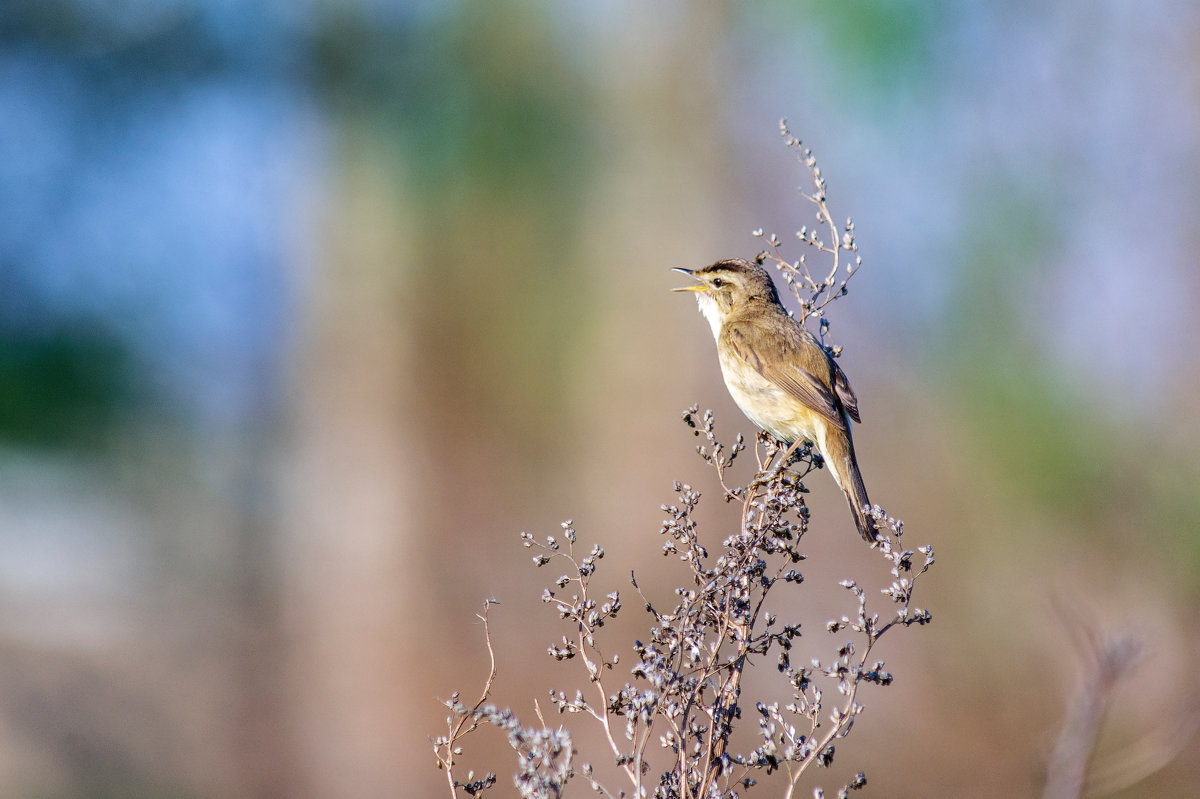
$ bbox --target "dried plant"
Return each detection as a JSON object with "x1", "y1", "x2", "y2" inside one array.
[
  {"x1": 1041, "y1": 617, "x2": 1143, "y2": 799},
  {"x1": 755, "y1": 119, "x2": 861, "y2": 346},
  {"x1": 433, "y1": 124, "x2": 935, "y2": 798},
  {"x1": 1040, "y1": 605, "x2": 1200, "y2": 799}
]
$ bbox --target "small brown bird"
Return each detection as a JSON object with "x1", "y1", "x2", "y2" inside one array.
[{"x1": 673, "y1": 258, "x2": 878, "y2": 542}]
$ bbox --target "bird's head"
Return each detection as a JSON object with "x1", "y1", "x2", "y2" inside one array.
[{"x1": 671, "y1": 258, "x2": 781, "y2": 338}]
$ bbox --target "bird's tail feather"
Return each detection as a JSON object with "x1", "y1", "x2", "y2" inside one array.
[
  {"x1": 842, "y1": 464, "x2": 878, "y2": 543},
  {"x1": 825, "y1": 440, "x2": 878, "y2": 542}
]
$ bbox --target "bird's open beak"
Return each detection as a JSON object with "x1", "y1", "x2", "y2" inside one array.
[{"x1": 670, "y1": 267, "x2": 707, "y2": 292}]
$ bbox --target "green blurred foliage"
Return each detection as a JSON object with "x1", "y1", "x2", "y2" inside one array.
[
  {"x1": 941, "y1": 181, "x2": 1120, "y2": 520},
  {"x1": 315, "y1": 0, "x2": 595, "y2": 454},
  {"x1": 0, "y1": 328, "x2": 130, "y2": 448},
  {"x1": 937, "y1": 179, "x2": 1200, "y2": 575},
  {"x1": 759, "y1": 0, "x2": 952, "y2": 91},
  {"x1": 317, "y1": 2, "x2": 589, "y2": 203}
]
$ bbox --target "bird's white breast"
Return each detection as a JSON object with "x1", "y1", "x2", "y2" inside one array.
[{"x1": 717, "y1": 350, "x2": 825, "y2": 446}]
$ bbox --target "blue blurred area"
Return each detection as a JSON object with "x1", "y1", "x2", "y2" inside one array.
[{"x1": 0, "y1": 0, "x2": 321, "y2": 435}]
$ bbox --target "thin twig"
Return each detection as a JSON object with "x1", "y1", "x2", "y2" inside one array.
[{"x1": 435, "y1": 599, "x2": 501, "y2": 798}]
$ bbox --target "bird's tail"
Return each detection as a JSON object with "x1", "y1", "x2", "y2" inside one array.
[
  {"x1": 821, "y1": 430, "x2": 878, "y2": 543},
  {"x1": 841, "y1": 456, "x2": 878, "y2": 542}
]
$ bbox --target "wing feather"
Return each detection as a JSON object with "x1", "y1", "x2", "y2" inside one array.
[
  {"x1": 832, "y1": 362, "x2": 860, "y2": 424},
  {"x1": 725, "y1": 324, "x2": 846, "y2": 430}
]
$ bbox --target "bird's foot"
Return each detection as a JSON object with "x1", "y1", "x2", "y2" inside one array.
[
  {"x1": 750, "y1": 440, "x2": 820, "y2": 492},
  {"x1": 749, "y1": 467, "x2": 782, "y2": 491}
]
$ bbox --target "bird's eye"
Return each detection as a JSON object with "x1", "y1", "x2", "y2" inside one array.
[{"x1": 711, "y1": 277, "x2": 724, "y2": 288}]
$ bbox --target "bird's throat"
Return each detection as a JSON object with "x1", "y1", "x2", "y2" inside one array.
[{"x1": 695, "y1": 294, "x2": 725, "y2": 341}]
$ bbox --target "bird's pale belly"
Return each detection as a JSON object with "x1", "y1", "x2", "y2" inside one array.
[{"x1": 719, "y1": 359, "x2": 823, "y2": 445}]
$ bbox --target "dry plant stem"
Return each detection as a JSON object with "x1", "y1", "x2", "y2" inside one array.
[
  {"x1": 438, "y1": 409, "x2": 932, "y2": 799},
  {"x1": 1041, "y1": 618, "x2": 1142, "y2": 799},
  {"x1": 543, "y1": 559, "x2": 642, "y2": 791},
  {"x1": 684, "y1": 406, "x2": 746, "y2": 500},
  {"x1": 697, "y1": 530, "x2": 755, "y2": 798},
  {"x1": 756, "y1": 120, "x2": 860, "y2": 329},
  {"x1": 697, "y1": 458, "x2": 810, "y2": 798},
  {"x1": 435, "y1": 601, "x2": 501, "y2": 799},
  {"x1": 783, "y1": 633, "x2": 872, "y2": 798},
  {"x1": 700, "y1": 630, "x2": 748, "y2": 797},
  {"x1": 1083, "y1": 704, "x2": 1200, "y2": 796}
]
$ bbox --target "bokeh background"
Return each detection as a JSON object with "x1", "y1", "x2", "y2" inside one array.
[{"x1": 2, "y1": 1, "x2": 1199, "y2": 797}]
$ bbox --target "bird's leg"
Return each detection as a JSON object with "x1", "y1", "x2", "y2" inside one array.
[
  {"x1": 751, "y1": 437, "x2": 806, "y2": 489},
  {"x1": 773, "y1": 439, "x2": 806, "y2": 476},
  {"x1": 753, "y1": 429, "x2": 774, "y2": 472}
]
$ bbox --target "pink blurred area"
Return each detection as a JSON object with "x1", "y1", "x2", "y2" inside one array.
[{"x1": 1, "y1": 2, "x2": 1199, "y2": 798}]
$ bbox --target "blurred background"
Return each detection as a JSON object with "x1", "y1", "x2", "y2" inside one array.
[{"x1": 1, "y1": 0, "x2": 1199, "y2": 796}]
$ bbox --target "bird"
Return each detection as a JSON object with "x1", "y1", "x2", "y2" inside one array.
[{"x1": 672, "y1": 258, "x2": 878, "y2": 542}]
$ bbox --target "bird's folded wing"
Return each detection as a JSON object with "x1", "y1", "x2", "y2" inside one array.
[
  {"x1": 726, "y1": 325, "x2": 846, "y2": 430},
  {"x1": 831, "y1": 362, "x2": 861, "y2": 424}
]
